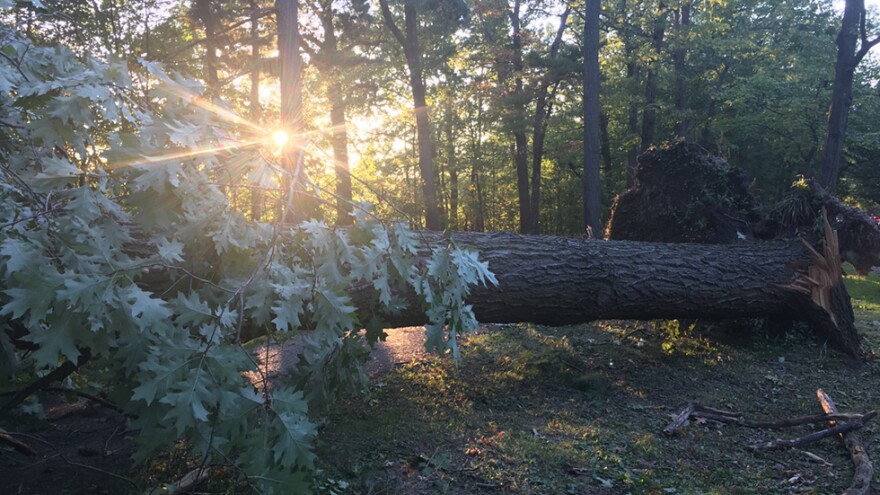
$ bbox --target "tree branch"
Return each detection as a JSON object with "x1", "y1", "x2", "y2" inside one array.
[
  {"x1": 0, "y1": 349, "x2": 91, "y2": 417},
  {"x1": 378, "y1": 0, "x2": 407, "y2": 48}
]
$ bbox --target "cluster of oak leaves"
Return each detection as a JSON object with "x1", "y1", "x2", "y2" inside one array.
[{"x1": 0, "y1": 15, "x2": 496, "y2": 493}]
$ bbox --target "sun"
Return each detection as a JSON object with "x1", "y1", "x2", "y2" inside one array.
[{"x1": 272, "y1": 129, "x2": 289, "y2": 148}]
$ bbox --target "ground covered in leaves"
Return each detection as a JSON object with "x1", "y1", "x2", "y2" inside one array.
[{"x1": 315, "y1": 271, "x2": 880, "y2": 495}]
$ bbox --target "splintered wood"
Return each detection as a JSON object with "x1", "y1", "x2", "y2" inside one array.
[
  {"x1": 663, "y1": 390, "x2": 875, "y2": 494},
  {"x1": 783, "y1": 208, "x2": 843, "y2": 327}
]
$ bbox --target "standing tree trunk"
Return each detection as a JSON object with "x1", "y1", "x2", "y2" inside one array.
[
  {"x1": 194, "y1": 0, "x2": 219, "y2": 96},
  {"x1": 510, "y1": 0, "x2": 531, "y2": 234},
  {"x1": 673, "y1": 2, "x2": 690, "y2": 139},
  {"x1": 625, "y1": 57, "x2": 639, "y2": 187},
  {"x1": 317, "y1": 4, "x2": 354, "y2": 225},
  {"x1": 276, "y1": 0, "x2": 305, "y2": 219},
  {"x1": 640, "y1": 10, "x2": 666, "y2": 151},
  {"x1": 378, "y1": 0, "x2": 442, "y2": 230},
  {"x1": 249, "y1": 0, "x2": 263, "y2": 222},
  {"x1": 529, "y1": 7, "x2": 570, "y2": 235},
  {"x1": 583, "y1": 0, "x2": 602, "y2": 237},
  {"x1": 600, "y1": 111, "x2": 613, "y2": 193},
  {"x1": 819, "y1": 0, "x2": 879, "y2": 192},
  {"x1": 445, "y1": 107, "x2": 459, "y2": 230}
]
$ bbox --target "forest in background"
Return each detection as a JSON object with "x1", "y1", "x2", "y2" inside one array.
[
  {"x1": 9, "y1": 0, "x2": 879, "y2": 236},
  {"x1": 2, "y1": 1, "x2": 880, "y2": 492}
]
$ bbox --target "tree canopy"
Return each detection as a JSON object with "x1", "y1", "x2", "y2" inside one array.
[{"x1": 1, "y1": 0, "x2": 879, "y2": 491}]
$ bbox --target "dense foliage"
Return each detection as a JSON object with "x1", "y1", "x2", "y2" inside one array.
[
  {"x1": 10, "y1": 0, "x2": 877, "y2": 235},
  {"x1": 1, "y1": 0, "x2": 879, "y2": 491},
  {"x1": 0, "y1": 19, "x2": 495, "y2": 491}
]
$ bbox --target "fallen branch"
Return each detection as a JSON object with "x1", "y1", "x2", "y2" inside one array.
[
  {"x1": 691, "y1": 405, "x2": 872, "y2": 429},
  {"x1": 748, "y1": 414, "x2": 875, "y2": 451},
  {"x1": 0, "y1": 427, "x2": 36, "y2": 456},
  {"x1": 662, "y1": 402, "x2": 873, "y2": 434},
  {"x1": 817, "y1": 389, "x2": 874, "y2": 495}
]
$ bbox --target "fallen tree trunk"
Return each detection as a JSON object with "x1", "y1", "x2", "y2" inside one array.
[{"x1": 369, "y1": 221, "x2": 859, "y2": 356}]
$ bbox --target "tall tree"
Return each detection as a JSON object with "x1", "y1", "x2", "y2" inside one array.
[
  {"x1": 818, "y1": 0, "x2": 879, "y2": 191},
  {"x1": 249, "y1": 0, "x2": 264, "y2": 221},
  {"x1": 378, "y1": 0, "x2": 464, "y2": 230},
  {"x1": 304, "y1": 0, "x2": 370, "y2": 225},
  {"x1": 528, "y1": 6, "x2": 571, "y2": 234},
  {"x1": 639, "y1": 2, "x2": 666, "y2": 151},
  {"x1": 583, "y1": 0, "x2": 602, "y2": 236},
  {"x1": 672, "y1": 0, "x2": 689, "y2": 139},
  {"x1": 275, "y1": 0, "x2": 305, "y2": 217},
  {"x1": 193, "y1": 0, "x2": 220, "y2": 95},
  {"x1": 510, "y1": 0, "x2": 531, "y2": 234}
]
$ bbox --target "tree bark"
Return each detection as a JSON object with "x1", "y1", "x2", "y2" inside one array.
[
  {"x1": 582, "y1": 0, "x2": 602, "y2": 237},
  {"x1": 445, "y1": 107, "x2": 459, "y2": 230},
  {"x1": 626, "y1": 58, "x2": 639, "y2": 188},
  {"x1": 356, "y1": 231, "x2": 860, "y2": 357},
  {"x1": 817, "y1": 388, "x2": 874, "y2": 495}
]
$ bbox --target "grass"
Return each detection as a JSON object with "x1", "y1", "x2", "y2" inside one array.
[
  {"x1": 845, "y1": 265, "x2": 880, "y2": 342},
  {"x1": 315, "y1": 274, "x2": 880, "y2": 494}
]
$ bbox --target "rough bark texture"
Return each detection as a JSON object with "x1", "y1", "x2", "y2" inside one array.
[{"x1": 365, "y1": 231, "x2": 859, "y2": 356}]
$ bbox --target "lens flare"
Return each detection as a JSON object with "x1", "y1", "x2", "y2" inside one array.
[{"x1": 272, "y1": 130, "x2": 289, "y2": 148}]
